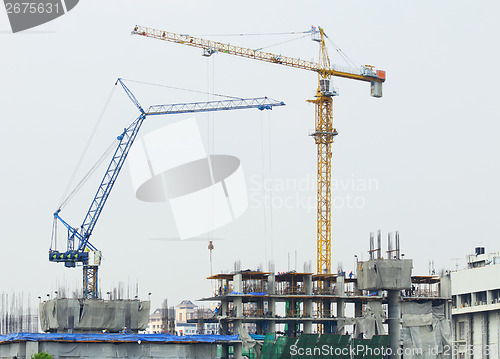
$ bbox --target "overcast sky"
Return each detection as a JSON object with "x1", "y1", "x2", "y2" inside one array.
[{"x1": 1, "y1": 1, "x2": 499, "y2": 310}]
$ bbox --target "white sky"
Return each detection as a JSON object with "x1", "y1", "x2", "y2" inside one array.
[{"x1": 1, "y1": 1, "x2": 499, "y2": 311}]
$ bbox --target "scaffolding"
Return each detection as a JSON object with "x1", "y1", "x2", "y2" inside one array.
[{"x1": 0, "y1": 292, "x2": 39, "y2": 335}]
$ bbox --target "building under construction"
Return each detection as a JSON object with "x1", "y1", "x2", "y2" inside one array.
[
  {"x1": 188, "y1": 233, "x2": 453, "y2": 359},
  {"x1": 0, "y1": 232, "x2": 453, "y2": 359},
  {"x1": 0, "y1": 22, "x2": 461, "y2": 359}
]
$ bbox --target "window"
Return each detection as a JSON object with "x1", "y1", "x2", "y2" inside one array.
[
  {"x1": 459, "y1": 322, "x2": 465, "y2": 340},
  {"x1": 476, "y1": 291, "x2": 487, "y2": 305}
]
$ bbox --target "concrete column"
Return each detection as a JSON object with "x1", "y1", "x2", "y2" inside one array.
[
  {"x1": 387, "y1": 290, "x2": 401, "y2": 359},
  {"x1": 268, "y1": 319, "x2": 276, "y2": 333},
  {"x1": 229, "y1": 274, "x2": 243, "y2": 337},
  {"x1": 232, "y1": 294, "x2": 243, "y2": 337},
  {"x1": 256, "y1": 300, "x2": 264, "y2": 334},
  {"x1": 471, "y1": 292, "x2": 477, "y2": 306},
  {"x1": 305, "y1": 275, "x2": 313, "y2": 295},
  {"x1": 335, "y1": 276, "x2": 345, "y2": 334},
  {"x1": 221, "y1": 299, "x2": 229, "y2": 316},
  {"x1": 355, "y1": 301, "x2": 363, "y2": 318},
  {"x1": 268, "y1": 273, "x2": 275, "y2": 295},
  {"x1": 305, "y1": 298, "x2": 313, "y2": 318},
  {"x1": 234, "y1": 297, "x2": 243, "y2": 318},
  {"x1": 26, "y1": 341, "x2": 39, "y2": 359},
  {"x1": 487, "y1": 290, "x2": 493, "y2": 305},
  {"x1": 266, "y1": 272, "x2": 276, "y2": 335},
  {"x1": 455, "y1": 295, "x2": 462, "y2": 308},
  {"x1": 221, "y1": 344, "x2": 230, "y2": 359},
  {"x1": 336, "y1": 300, "x2": 345, "y2": 334},
  {"x1": 268, "y1": 297, "x2": 275, "y2": 317},
  {"x1": 233, "y1": 319, "x2": 242, "y2": 338},
  {"x1": 439, "y1": 274, "x2": 452, "y2": 298},
  {"x1": 335, "y1": 276, "x2": 345, "y2": 296},
  {"x1": 233, "y1": 342, "x2": 243, "y2": 359},
  {"x1": 257, "y1": 300, "x2": 263, "y2": 317},
  {"x1": 221, "y1": 321, "x2": 229, "y2": 335},
  {"x1": 266, "y1": 297, "x2": 276, "y2": 334},
  {"x1": 353, "y1": 281, "x2": 361, "y2": 296},
  {"x1": 303, "y1": 319, "x2": 313, "y2": 334},
  {"x1": 234, "y1": 273, "x2": 243, "y2": 292}
]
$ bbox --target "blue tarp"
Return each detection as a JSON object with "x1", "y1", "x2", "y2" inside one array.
[
  {"x1": 229, "y1": 291, "x2": 267, "y2": 296},
  {"x1": 250, "y1": 334, "x2": 265, "y2": 340},
  {"x1": 0, "y1": 332, "x2": 239, "y2": 344}
]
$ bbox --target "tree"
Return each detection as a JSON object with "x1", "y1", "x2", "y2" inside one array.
[{"x1": 31, "y1": 352, "x2": 52, "y2": 359}]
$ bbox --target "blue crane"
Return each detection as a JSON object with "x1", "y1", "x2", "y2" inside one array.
[{"x1": 50, "y1": 78, "x2": 285, "y2": 299}]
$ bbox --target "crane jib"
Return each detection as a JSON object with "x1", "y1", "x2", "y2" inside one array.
[
  {"x1": 50, "y1": 79, "x2": 286, "y2": 299},
  {"x1": 132, "y1": 26, "x2": 386, "y2": 85}
]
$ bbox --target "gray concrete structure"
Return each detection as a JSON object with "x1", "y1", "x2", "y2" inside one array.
[
  {"x1": 197, "y1": 257, "x2": 451, "y2": 359},
  {"x1": 451, "y1": 248, "x2": 500, "y2": 359},
  {"x1": 39, "y1": 299, "x2": 150, "y2": 333},
  {"x1": 0, "y1": 340, "x2": 221, "y2": 359},
  {"x1": 202, "y1": 270, "x2": 386, "y2": 340}
]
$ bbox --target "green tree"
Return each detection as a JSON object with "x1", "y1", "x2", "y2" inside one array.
[{"x1": 31, "y1": 352, "x2": 52, "y2": 359}]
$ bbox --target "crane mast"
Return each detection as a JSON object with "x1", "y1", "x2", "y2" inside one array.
[
  {"x1": 311, "y1": 28, "x2": 335, "y2": 275},
  {"x1": 50, "y1": 79, "x2": 285, "y2": 299},
  {"x1": 132, "y1": 25, "x2": 386, "y2": 276}
]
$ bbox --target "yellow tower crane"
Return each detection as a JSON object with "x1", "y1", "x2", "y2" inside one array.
[{"x1": 131, "y1": 25, "x2": 386, "y2": 276}]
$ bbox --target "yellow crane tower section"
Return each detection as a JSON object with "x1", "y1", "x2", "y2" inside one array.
[{"x1": 132, "y1": 25, "x2": 386, "y2": 275}]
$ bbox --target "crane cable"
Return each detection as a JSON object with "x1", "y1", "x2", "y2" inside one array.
[
  {"x1": 190, "y1": 30, "x2": 313, "y2": 37},
  {"x1": 120, "y1": 78, "x2": 244, "y2": 100},
  {"x1": 254, "y1": 33, "x2": 312, "y2": 52},
  {"x1": 50, "y1": 215, "x2": 58, "y2": 250},
  {"x1": 260, "y1": 110, "x2": 274, "y2": 267},
  {"x1": 58, "y1": 138, "x2": 119, "y2": 211},
  {"x1": 260, "y1": 111, "x2": 268, "y2": 267},
  {"x1": 57, "y1": 79, "x2": 246, "y2": 214},
  {"x1": 266, "y1": 110, "x2": 274, "y2": 264},
  {"x1": 57, "y1": 85, "x2": 117, "y2": 209},
  {"x1": 324, "y1": 33, "x2": 360, "y2": 70}
]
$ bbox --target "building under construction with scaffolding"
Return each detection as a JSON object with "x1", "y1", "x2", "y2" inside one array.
[
  {"x1": 0, "y1": 233, "x2": 453, "y2": 359},
  {"x1": 189, "y1": 233, "x2": 453, "y2": 359}
]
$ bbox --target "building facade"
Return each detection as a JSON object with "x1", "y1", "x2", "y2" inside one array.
[
  {"x1": 144, "y1": 307, "x2": 175, "y2": 334},
  {"x1": 451, "y1": 248, "x2": 500, "y2": 359},
  {"x1": 145, "y1": 300, "x2": 217, "y2": 335},
  {"x1": 196, "y1": 262, "x2": 451, "y2": 359}
]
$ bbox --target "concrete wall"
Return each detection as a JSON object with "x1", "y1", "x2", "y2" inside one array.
[
  {"x1": 454, "y1": 311, "x2": 500, "y2": 359},
  {"x1": 0, "y1": 342, "x2": 24, "y2": 359},
  {"x1": 0, "y1": 341, "x2": 220, "y2": 359},
  {"x1": 357, "y1": 259, "x2": 412, "y2": 290},
  {"x1": 39, "y1": 299, "x2": 150, "y2": 333},
  {"x1": 490, "y1": 312, "x2": 500, "y2": 359},
  {"x1": 452, "y1": 263, "x2": 500, "y2": 295}
]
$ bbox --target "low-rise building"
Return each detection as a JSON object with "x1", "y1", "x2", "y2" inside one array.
[
  {"x1": 144, "y1": 307, "x2": 175, "y2": 334},
  {"x1": 146, "y1": 300, "x2": 218, "y2": 335}
]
